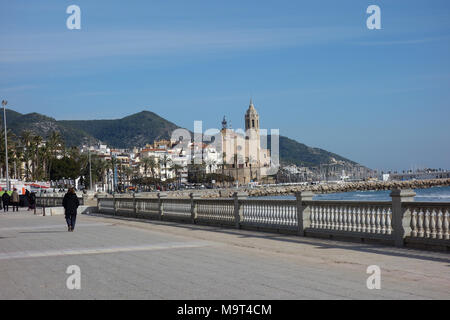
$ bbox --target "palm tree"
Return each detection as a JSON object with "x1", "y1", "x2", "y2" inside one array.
[
  {"x1": 141, "y1": 156, "x2": 156, "y2": 178},
  {"x1": 206, "y1": 159, "x2": 216, "y2": 174},
  {"x1": 160, "y1": 154, "x2": 172, "y2": 181},
  {"x1": 31, "y1": 135, "x2": 43, "y2": 180},
  {"x1": 20, "y1": 130, "x2": 34, "y2": 181},
  {"x1": 124, "y1": 166, "x2": 134, "y2": 188},
  {"x1": 171, "y1": 164, "x2": 183, "y2": 188},
  {"x1": 46, "y1": 131, "x2": 64, "y2": 179}
]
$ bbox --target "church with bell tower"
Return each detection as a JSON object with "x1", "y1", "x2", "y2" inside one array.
[{"x1": 220, "y1": 99, "x2": 271, "y2": 185}]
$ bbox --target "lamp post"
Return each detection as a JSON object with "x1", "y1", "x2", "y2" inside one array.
[
  {"x1": 2, "y1": 100, "x2": 10, "y2": 191},
  {"x1": 89, "y1": 148, "x2": 93, "y2": 190}
]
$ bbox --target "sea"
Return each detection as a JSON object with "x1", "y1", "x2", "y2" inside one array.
[{"x1": 256, "y1": 185, "x2": 450, "y2": 202}]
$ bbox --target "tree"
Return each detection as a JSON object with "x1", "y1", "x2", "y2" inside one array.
[
  {"x1": 160, "y1": 154, "x2": 172, "y2": 181},
  {"x1": 141, "y1": 156, "x2": 156, "y2": 178},
  {"x1": 46, "y1": 131, "x2": 64, "y2": 178},
  {"x1": 50, "y1": 157, "x2": 81, "y2": 181},
  {"x1": 19, "y1": 130, "x2": 34, "y2": 181},
  {"x1": 171, "y1": 163, "x2": 183, "y2": 188}
]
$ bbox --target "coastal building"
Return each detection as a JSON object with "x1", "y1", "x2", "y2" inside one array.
[{"x1": 220, "y1": 100, "x2": 271, "y2": 184}]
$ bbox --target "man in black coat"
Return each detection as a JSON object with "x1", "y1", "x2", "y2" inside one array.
[
  {"x1": 62, "y1": 187, "x2": 80, "y2": 232},
  {"x1": 2, "y1": 191, "x2": 10, "y2": 212}
]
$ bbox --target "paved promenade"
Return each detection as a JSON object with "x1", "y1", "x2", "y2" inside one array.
[{"x1": 0, "y1": 209, "x2": 449, "y2": 299}]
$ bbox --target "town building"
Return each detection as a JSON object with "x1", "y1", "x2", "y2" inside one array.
[{"x1": 220, "y1": 100, "x2": 272, "y2": 185}]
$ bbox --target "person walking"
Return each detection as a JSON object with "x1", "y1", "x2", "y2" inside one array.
[
  {"x1": 11, "y1": 188, "x2": 20, "y2": 212},
  {"x1": 29, "y1": 192, "x2": 36, "y2": 211},
  {"x1": 25, "y1": 190, "x2": 31, "y2": 211},
  {"x1": 62, "y1": 187, "x2": 79, "y2": 232},
  {"x1": 2, "y1": 190, "x2": 10, "y2": 212}
]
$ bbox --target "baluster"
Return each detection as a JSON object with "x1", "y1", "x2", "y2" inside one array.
[
  {"x1": 333, "y1": 205, "x2": 338, "y2": 230},
  {"x1": 269, "y1": 203, "x2": 273, "y2": 225},
  {"x1": 370, "y1": 207, "x2": 376, "y2": 233},
  {"x1": 334, "y1": 206, "x2": 340, "y2": 230},
  {"x1": 360, "y1": 206, "x2": 366, "y2": 233},
  {"x1": 315, "y1": 206, "x2": 320, "y2": 229},
  {"x1": 375, "y1": 207, "x2": 381, "y2": 234},
  {"x1": 410, "y1": 208, "x2": 417, "y2": 237},
  {"x1": 365, "y1": 207, "x2": 371, "y2": 233},
  {"x1": 424, "y1": 209, "x2": 431, "y2": 238},
  {"x1": 417, "y1": 209, "x2": 424, "y2": 237},
  {"x1": 380, "y1": 207, "x2": 386, "y2": 234},
  {"x1": 329, "y1": 206, "x2": 333, "y2": 230},
  {"x1": 318, "y1": 206, "x2": 323, "y2": 229},
  {"x1": 345, "y1": 206, "x2": 351, "y2": 231},
  {"x1": 329, "y1": 206, "x2": 334, "y2": 230},
  {"x1": 356, "y1": 207, "x2": 361, "y2": 232},
  {"x1": 352, "y1": 206, "x2": 357, "y2": 232},
  {"x1": 430, "y1": 209, "x2": 437, "y2": 239},
  {"x1": 436, "y1": 209, "x2": 443, "y2": 240},
  {"x1": 443, "y1": 209, "x2": 449, "y2": 240},
  {"x1": 341, "y1": 206, "x2": 347, "y2": 231},
  {"x1": 336, "y1": 206, "x2": 342, "y2": 231},
  {"x1": 322, "y1": 206, "x2": 327, "y2": 229},
  {"x1": 311, "y1": 205, "x2": 317, "y2": 228},
  {"x1": 321, "y1": 206, "x2": 326, "y2": 229},
  {"x1": 347, "y1": 206, "x2": 353, "y2": 232},
  {"x1": 387, "y1": 207, "x2": 392, "y2": 235}
]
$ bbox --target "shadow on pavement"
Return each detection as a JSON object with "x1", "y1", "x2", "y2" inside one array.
[{"x1": 86, "y1": 213, "x2": 450, "y2": 264}]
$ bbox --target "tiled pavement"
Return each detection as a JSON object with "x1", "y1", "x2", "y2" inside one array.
[{"x1": 0, "y1": 209, "x2": 449, "y2": 299}]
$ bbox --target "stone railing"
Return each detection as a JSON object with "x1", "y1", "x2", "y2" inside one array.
[
  {"x1": 405, "y1": 202, "x2": 450, "y2": 240},
  {"x1": 36, "y1": 195, "x2": 84, "y2": 208},
  {"x1": 96, "y1": 189, "x2": 450, "y2": 250}
]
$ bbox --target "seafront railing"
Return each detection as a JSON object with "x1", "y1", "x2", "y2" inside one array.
[
  {"x1": 36, "y1": 195, "x2": 84, "y2": 208},
  {"x1": 94, "y1": 189, "x2": 450, "y2": 250}
]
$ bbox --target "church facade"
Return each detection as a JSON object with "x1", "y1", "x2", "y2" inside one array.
[{"x1": 220, "y1": 100, "x2": 271, "y2": 184}]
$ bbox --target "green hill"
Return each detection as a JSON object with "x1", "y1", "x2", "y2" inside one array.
[
  {"x1": 60, "y1": 110, "x2": 180, "y2": 148},
  {"x1": 0, "y1": 109, "x2": 96, "y2": 146},
  {"x1": 267, "y1": 135, "x2": 357, "y2": 167}
]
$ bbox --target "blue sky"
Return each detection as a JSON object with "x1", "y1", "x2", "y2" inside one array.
[{"x1": 1, "y1": 0, "x2": 449, "y2": 172}]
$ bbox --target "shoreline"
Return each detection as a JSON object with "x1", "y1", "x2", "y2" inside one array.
[{"x1": 103, "y1": 178, "x2": 450, "y2": 199}]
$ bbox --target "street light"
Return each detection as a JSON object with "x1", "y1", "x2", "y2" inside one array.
[
  {"x1": 1, "y1": 100, "x2": 10, "y2": 191},
  {"x1": 89, "y1": 148, "x2": 93, "y2": 191}
]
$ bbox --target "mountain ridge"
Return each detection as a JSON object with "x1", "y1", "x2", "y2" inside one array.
[{"x1": 2, "y1": 108, "x2": 364, "y2": 168}]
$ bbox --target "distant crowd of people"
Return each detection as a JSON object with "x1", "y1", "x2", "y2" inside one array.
[{"x1": 0, "y1": 189, "x2": 36, "y2": 212}]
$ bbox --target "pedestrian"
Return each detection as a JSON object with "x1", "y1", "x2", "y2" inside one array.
[
  {"x1": 62, "y1": 187, "x2": 79, "y2": 232},
  {"x1": 2, "y1": 190, "x2": 10, "y2": 212},
  {"x1": 30, "y1": 192, "x2": 36, "y2": 210},
  {"x1": 11, "y1": 188, "x2": 20, "y2": 212},
  {"x1": 25, "y1": 189, "x2": 31, "y2": 211}
]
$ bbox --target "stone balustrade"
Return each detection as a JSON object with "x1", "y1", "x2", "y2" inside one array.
[
  {"x1": 94, "y1": 189, "x2": 449, "y2": 251},
  {"x1": 36, "y1": 195, "x2": 84, "y2": 208}
]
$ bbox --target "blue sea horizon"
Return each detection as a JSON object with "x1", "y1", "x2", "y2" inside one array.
[{"x1": 255, "y1": 186, "x2": 450, "y2": 202}]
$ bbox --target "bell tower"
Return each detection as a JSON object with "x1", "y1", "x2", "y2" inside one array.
[
  {"x1": 245, "y1": 99, "x2": 259, "y2": 132},
  {"x1": 244, "y1": 99, "x2": 261, "y2": 174}
]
